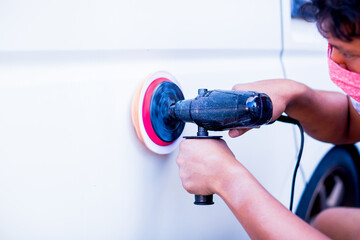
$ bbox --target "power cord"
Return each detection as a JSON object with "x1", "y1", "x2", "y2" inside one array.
[{"x1": 276, "y1": 115, "x2": 305, "y2": 212}]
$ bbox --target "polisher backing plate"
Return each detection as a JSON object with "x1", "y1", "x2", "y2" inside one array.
[
  {"x1": 149, "y1": 81, "x2": 185, "y2": 143},
  {"x1": 132, "y1": 71, "x2": 185, "y2": 154}
]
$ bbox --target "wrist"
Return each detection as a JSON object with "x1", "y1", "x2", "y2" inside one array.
[
  {"x1": 283, "y1": 80, "x2": 311, "y2": 115},
  {"x1": 215, "y1": 161, "x2": 254, "y2": 207}
]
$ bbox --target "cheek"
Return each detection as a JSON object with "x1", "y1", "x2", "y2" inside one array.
[{"x1": 346, "y1": 58, "x2": 360, "y2": 73}]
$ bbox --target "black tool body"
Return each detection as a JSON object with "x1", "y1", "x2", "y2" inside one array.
[{"x1": 169, "y1": 88, "x2": 272, "y2": 130}]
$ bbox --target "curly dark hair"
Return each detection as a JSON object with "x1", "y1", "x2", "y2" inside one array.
[{"x1": 301, "y1": 0, "x2": 360, "y2": 42}]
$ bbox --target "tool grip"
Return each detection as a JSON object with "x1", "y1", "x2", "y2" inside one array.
[
  {"x1": 194, "y1": 194, "x2": 214, "y2": 205},
  {"x1": 184, "y1": 126, "x2": 221, "y2": 206}
]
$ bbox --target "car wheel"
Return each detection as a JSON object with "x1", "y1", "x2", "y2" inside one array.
[{"x1": 295, "y1": 145, "x2": 360, "y2": 224}]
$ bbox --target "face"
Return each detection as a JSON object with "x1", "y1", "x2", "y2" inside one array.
[{"x1": 328, "y1": 36, "x2": 360, "y2": 74}]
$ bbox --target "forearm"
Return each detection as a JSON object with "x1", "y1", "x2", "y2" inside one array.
[
  {"x1": 217, "y1": 163, "x2": 330, "y2": 240},
  {"x1": 284, "y1": 83, "x2": 353, "y2": 144},
  {"x1": 176, "y1": 134, "x2": 331, "y2": 239}
]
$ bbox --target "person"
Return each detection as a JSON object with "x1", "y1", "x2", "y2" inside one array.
[{"x1": 175, "y1": 0, "x2": 360, "y2": 239}]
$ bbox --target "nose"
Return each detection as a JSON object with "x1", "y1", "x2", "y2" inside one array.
[{"x1": 330, "y1": 48, "x2": 347, "y2": 69}]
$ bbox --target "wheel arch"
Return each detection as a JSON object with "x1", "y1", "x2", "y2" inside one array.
[{"x1": 295, "y1": 144, "x2": 360, "y2": 222}]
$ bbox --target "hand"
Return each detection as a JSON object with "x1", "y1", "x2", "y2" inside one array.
[
  {"x1": 176, "y1": 139, "x2": 240, "y2": 196},
  {"x1": 229, "y1": 79, "x2": 296, "y2": 138}
]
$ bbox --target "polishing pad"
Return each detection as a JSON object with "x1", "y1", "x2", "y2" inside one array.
[{"x1": 132, "y1": 71, "x2": 185, "y2": 154}]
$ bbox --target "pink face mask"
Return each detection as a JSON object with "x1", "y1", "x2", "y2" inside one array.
[{"x1": 328, "y1": 44, "x2": 360, "y2": 103}]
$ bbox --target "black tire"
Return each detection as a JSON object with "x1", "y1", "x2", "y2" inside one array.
[{"x1": 296, "y1": 145, "x2": 360, "y2": 224}]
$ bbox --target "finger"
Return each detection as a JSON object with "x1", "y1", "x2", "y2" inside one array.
[
  {"x1": 232, "y1": 84, "x2": 249, "y2": 91},
  {"x1": 228, "y1": 128, "x2": 251, "y2": 138}
]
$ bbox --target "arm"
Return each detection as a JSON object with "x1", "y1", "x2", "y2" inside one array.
[
  {"x1": 231, "y1": 79, "x2": 360, "y2": 144},
  {"x1": 176, "y1": 139, "x2": 330, "y2": 240},
  {"x1": 220, "y1": 162, "x2": 329, "y2": 240}
]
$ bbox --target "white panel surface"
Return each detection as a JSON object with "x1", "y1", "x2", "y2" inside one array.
[
  {"x1": 0, "y1": 0, "x2": 281, "y2": 51},
  {"x1": 0, "y1": 50, "x2": 285, "y2": 240},
  {"x1": 0, "y1": 0, "x2": 285, "y2": 239}
]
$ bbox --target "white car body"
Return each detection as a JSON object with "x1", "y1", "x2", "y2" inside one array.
[{"x1": 0, "y1": 0, "x2": 351, "y2": 239}]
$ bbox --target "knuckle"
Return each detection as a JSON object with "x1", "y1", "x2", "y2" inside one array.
[
  {"x1": 178, "y1": 170, "x2": 194, "y2": 193},
  {"x1": 176, "y1": 156, "x2": 183, "y2": 166},
  {"x1": 182, "y1": 181, "x2": 194, "y2": 193},
  {"x1": 179, "y1": 140, "x2": 188, "y2": 151},
  {"x1": 232, "y1": 84, "x2": 241, "y2": 90},
  {"x1": 178, "y1": 168, "x2": 185, "y2": 179}
]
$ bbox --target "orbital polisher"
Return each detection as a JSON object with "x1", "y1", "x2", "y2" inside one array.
[{"x1": 132, "y1": 71, "x2": 273, "y2": 205}]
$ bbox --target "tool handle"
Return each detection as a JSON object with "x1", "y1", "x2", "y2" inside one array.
[
  {"x1": 194, "y1": 126, "x2": 215, "y2": 205},
  {"x1": 183, "y1": 126, "x2": 222, "y2": 206},
  {"x1": 194, "y1": 194, "x2": 214, "y2": 205}
]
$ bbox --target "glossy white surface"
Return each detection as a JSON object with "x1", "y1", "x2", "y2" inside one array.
[
  {"x1": 0, "y1": 0, "x2": 341, "y2": 239},
  {"x1": 0, "y1": 0, "x2": 281, "y2": 51}
]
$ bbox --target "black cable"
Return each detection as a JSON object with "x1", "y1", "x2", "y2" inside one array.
[{"x1": 276, "y1": 115, "x2": 305, "y2": 212}]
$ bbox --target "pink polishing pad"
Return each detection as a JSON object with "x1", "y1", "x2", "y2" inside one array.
[
  {"x1": 135, "y1": 71, "x2": 184, "y2": 154},
  {"x1": 142, "y1": 77, "x2": 172, "y2": 146}
]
